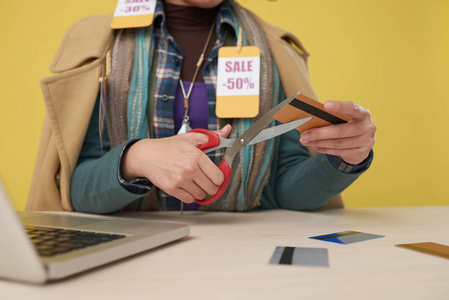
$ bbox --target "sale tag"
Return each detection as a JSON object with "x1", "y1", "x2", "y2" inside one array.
[
  {"x1": 216, "y1": 46, "x2": 260, "y2": 118},
  {"x1": 111, "y1": 0, "x2": 156, "y2": 29}
]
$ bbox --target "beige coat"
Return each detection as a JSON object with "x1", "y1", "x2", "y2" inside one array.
[{"x1": 27, "y1": 13, "x2": 343, "y2": 211}]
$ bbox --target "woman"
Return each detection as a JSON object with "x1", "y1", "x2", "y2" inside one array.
[{"x1": 27, "y1": 0, "x2": 376, "y2": 213}]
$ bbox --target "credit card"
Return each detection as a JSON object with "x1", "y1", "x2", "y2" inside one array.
[
  {"x1": 396, "y1": 242, "x2": 449, "y2": 260},
  {"x1": 269, "y1": 246, "x2": 329, "y2": 267},
  {"x1": 309, "y1": 230, "x2": 384, "y2": 244},
  {"x1": 273, "y1": 93, "x2": 352, "y2": 132}
]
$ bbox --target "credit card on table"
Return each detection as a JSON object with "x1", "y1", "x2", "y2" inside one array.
[
  {"x1": 273, "y1": 93, "x2": 352, "y2": 132},
  {"x1": 269, "y1": 246, "x2": 329, "y2": 267},
  {"x1": 309, "y1": 230, "x2": 384, "y2": 244},
  {"x1": 396, "y1": 242, "x2": 449, "y2": 260}
]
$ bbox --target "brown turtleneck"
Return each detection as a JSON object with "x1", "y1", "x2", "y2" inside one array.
[{"x1": 163, "y1": 2, "x2": 219, "y2": 82}]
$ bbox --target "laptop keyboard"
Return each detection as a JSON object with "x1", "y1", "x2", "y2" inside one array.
[{"x1": 25, "y1": 225, "x2": 126, "y2": 257}]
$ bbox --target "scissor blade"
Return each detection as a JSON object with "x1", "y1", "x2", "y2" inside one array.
[
  {"x1": 246, "y1": 117, "x2": 312, "y2": 146},
  {"x1": 223, "y1": 92, "x2": 302, "y2": 163},
  {"x1": 202, "y1": 118, "x2": 310, "y2": 154},
  {"x1": 203, "y1": 138, "x2": 234, "y2": 154}
]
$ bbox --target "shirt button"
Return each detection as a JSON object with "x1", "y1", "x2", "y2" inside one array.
[
  {"x1": 173, "y1": 57, "x2": 180, "y2": 66},
  {"x1": 161, "y1": 94, "x2": 169, "y2": 102}
]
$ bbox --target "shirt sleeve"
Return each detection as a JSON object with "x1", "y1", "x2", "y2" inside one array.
[
  {"x1": 326, "y1": 152, "x2": 373, "y2": 174},
  {"x1": 70, "y1": 96, "x2": 152, "y2": 214},
  {"x1": 117, "y1": 140, "x2": 153, "y2": 194}
]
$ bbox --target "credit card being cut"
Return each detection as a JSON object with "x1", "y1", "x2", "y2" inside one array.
[{"x1": 273, "y1": 93, "x2": 352, "y2": 132}]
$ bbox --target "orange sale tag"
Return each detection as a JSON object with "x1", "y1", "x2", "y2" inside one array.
[
  {"x1": 111, "y1": 0, "x2": 156, "y2": 29},
  {"x1": 216, "y1": 46, "x2": 260, "y2": 118}
]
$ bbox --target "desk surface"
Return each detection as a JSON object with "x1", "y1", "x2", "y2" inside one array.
[{"x1": 1, "y1": 206, "x2": 448, "y2": 300}]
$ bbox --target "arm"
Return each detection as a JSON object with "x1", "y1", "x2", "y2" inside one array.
[
  {"x1": 71, "y1": 98, "x2": 152, "y2": 214},
  {"x1": 260, "y1": 97, "x2": 375, "y2": 210},
  {"x1": 260, "y1": 128, "x2": 372, "y2": 211},
  {"x1": 71, "y1": 96, "x2": 232, "y2": 213}
]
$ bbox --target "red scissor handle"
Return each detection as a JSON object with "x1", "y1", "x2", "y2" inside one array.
[
  {"x1": 195, "y1": 161, "x2": 232, "y2": 205},
  {"x1": 188, "y1": 128, "x2": 232, "y2": 205},
  {"x1": 189, "y1": 128, "x2": 221, "y2": 151}
]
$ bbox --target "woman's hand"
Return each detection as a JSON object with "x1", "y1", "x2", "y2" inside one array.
[
  {"x1": 299, "y1": 101, "x2": 376, "y2": 165},
  {"x1": 121, "y1": 125, "x2": 232, "y2": 203}
]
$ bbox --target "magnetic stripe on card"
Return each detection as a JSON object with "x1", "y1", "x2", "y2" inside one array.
[{"x1": 289, "y1": 99, "x2": 347, "y2": 124}]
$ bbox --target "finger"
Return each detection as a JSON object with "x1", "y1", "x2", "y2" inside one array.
[
  {"x1": 324, "y1": 101, "x2": 370, "y2": 120},
  {"x1": 216, "y1": 124, "x2": 232, "y2": 138},
  {"x1": 197, "y1": 155, "x2": 225, "y2": 186},
  {"x1": 161, "y1": 169, "x2": 207, "y2": 202},
  {"x1": 300, "y1": 122, "x2": 362, "y2": 143},
  {"x1": 192, "y1": 168, "x2": 220, "y2": 196},
  {"x1": 179, "y1": 179, "x2": 208, "y2": 201},
  {"x1": 183, "y1": 132, "x2": 210, "y2": 147},
  {"x1": 170, "y1": 187, "x2": 196, "y2": 204},
  {"x1": 302, "y1": 135, "x2": 366, "y2": 149}
]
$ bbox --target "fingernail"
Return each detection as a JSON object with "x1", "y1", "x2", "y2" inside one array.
[{"x1": 301, "y1": 133, "x2": 309, "y2": 140}]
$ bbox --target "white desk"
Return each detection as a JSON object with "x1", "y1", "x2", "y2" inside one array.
[{"x1": 1, "y1": 206, "x2": 448, "y2": 300}]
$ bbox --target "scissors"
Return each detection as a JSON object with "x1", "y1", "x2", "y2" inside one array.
[{"x1": 189, "y1": 92, "x2": 311, "y2": 205}]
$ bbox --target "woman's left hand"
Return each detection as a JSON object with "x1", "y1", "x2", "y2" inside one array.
[{"x1": 299, "y1": 100, "x2": 377, "y2": 165}]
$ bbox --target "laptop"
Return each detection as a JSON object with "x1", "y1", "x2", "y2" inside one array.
[{"x1": 0, "y1": 179, "x2": 190, "y2": 284}]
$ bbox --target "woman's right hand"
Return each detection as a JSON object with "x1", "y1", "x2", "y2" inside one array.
[{"x1": 120, "y1": 125, "x2": 232, "y2": 203}]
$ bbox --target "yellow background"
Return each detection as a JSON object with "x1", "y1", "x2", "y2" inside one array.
[{"x1": 1, "y1": 0, "x2": 448, "y2": 210}]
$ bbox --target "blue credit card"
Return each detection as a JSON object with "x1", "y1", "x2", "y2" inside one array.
[{"x1": 309, "y1": 230, "x2": 384, "y2": 244}]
